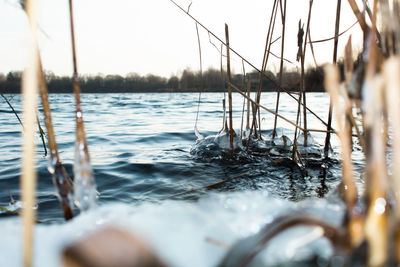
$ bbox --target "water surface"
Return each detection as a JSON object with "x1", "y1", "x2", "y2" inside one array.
[{"x1": 0, "y1": 92, "x2": 364, "y2": 266}]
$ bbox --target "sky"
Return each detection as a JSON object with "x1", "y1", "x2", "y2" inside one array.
[{"x1": 0, "y1": 0, "x2": 365, "y2": 78}]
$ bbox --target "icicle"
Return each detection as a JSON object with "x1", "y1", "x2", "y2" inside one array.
[
  {"x1": 69, "y1": 0, "x2": 97, "y2": 212},
  {"x1": 73, "y1": 141, "x2": 97, "y2": 211},
  {"x1": 194, "y1": 125, "x2": 204, "y2": 140}
]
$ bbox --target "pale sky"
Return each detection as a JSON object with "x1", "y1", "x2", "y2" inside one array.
[{"x1": 0, "y1": 0, "x2": 364, "y2": 78}]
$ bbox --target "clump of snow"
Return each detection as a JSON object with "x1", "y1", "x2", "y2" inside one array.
[{"x1": 0, "y1": 190, "x2": 344, "y2": 267}]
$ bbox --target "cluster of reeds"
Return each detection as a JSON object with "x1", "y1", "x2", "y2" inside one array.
[
  {"x1": 171, "y1": 0, "x2": 336, "y2": 162},
  {"x1": 220, "y1": 1, "x2": 400, "y2": 266},
  {"x1": 18, "y1": 0, "x2": 97, "y2": 266},
  {"x1": 169, "y1": 0, "x2": 400, "y2": 265},
  {"x1": 324, "y1": 1, "x2": 400, "y2": 264},
  {"x1": 14, "y1": 0, "x2": 400, "y2": 265}
]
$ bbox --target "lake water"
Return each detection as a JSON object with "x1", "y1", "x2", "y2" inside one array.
[{"x1": 0, "y1": 93, "x2": 364, "y2": 266}]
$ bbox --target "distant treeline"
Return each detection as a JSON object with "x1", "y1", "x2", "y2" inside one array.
[{"x1": 0, "y1": 67, "x2": 326, "y2": 94}]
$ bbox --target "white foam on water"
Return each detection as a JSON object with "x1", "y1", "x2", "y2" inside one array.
[{"x1": 0, "y1": 190, "x2": 345, "y2": 267}]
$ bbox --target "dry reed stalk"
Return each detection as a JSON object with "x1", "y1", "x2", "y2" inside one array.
[
  {"x1": 162, "y1": 170, "x2": 252, "y2": 200},
  {"x1": 324, "y1": 65, "x2": 362, "y2": 247},
  {"x1": 0, "y1": 93, "x2": 47, "y2": 155},
  {"x1": 255, "y1": 0, "x2": 277, "y2": 102},
  {"x1": 225, "y1": 24, "x2": 234, "y2": 154},
  {"x1": 301, "y1": 0, "x2": 314, "y2": 146},
  {"x1": 204, "y1": 237, "x2": 231, "y2": 249},
  {"x1": 35, "y1": 114, "x2": 47, "y2": 156},
  {"x1": 293, "y1": 0, "x2": 315, "y2": 158},
  {"x1": 371, "y1": 0, "x2": 378, "y2": 28},
  {"x1": 272, "y1": 0, "x2": 286, "y2": 139},
  {"x1": 291, "y1": 93, "x2": 303, "y2": 161},
  {"x1": 251, "y1": 102, "x2": 258, "y2": 138},
  {"x1": 229, "y1": 82, "x2": 333, "y2": 134},
  {"x1": 380, "y1": 0, "x2": 393, "y2": 55},
  {"x1": 359, "y1": 19, "x2": 390, "y2": 264},
  {"x1": 240, "y1": 61, "x2": 246, "y2": 138},
  {"x1": 366, "y1": 0, "x2": 384, "y2": 47},
  {"x1": 219, "y1": 213, "x2": 344, "y2": 267},
  {"x1": 364, "y1": 76, "x2": 388, "y2": 267},
  {"x1": 246, "y1": 102, "x2": 259, "y2": 150},
  {"x1": 255, "y1": 0, "x2": 279, "y2": 137},
  {"x1": 392, "y1": 1, "x2": 400, "y2": 54},
  {"x1": 22, "y1": 2, "x2": 75, "y2": 220},
  {"x1": 324, "y1": 0, "x2": 342, "y2": 159},
  {"x1": 246, "y1": 101, "x2": 258, "y2": 151},
  {"x1": 168, "y1": 0, "x2": 293, "y2": 73},
  {"x1": 194, "y1": 22, "x2": 203, "y2": 132},
  {"x1": 168, "y1": 0, "x2": 329, "y2": 130},
  {"x1": 220, "y1": 43, "x2": 227, "y2": 132},
  {"x1": 347, "y1": 0, "x2": 369, "y2": 34},
  {"x1": 246, "y1": 76, "x2": 251, "y2": 130},
  {"x1": 347, "y1": 111, "x2": 366, "y2": 152},
  {"x1": 68, "y1": 0, "x2": 96, "y2": 211},
  {"x1": 63, "y1": 227, "x2": 166, "y2": 267},
  {"x1": 307, "y1": 29, "x2": 318, "y2": 68},
  {"x1": 344, "y1": 36, "x2": 353, "y2": 84},
  {"x1": 21, "y1": 0, "x2": 39, "y2": 266},
  {"x1": 310, "y1": 20, "x2": 358, "y2": 44},
  {"x1": 384, "y1": 57, "x2": 400, "y2": 264},
  {"x1": 219, "y1": 99, "x2": 227, "y2": 134},
  {"x1": 342, "y1": 37, "x2": 367, "y2": 153},
  {"x1": 1, "y1": 93, "x2": 24, "y2": 129},
  {"x1": 37, "y1": 59, "x2": 74, "y2": 220}
]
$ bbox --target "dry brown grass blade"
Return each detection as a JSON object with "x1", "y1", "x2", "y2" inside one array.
[{"x1": 21, "y1": 0, "x2": 39, "y2": 265}]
